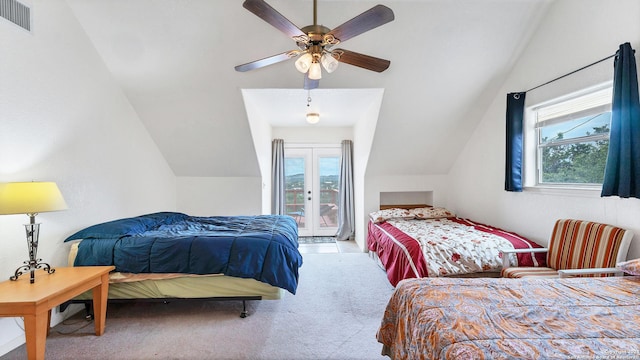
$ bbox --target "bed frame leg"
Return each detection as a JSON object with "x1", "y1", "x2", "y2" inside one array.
[
  {"x1": 84, "y1": 301, "x2": 94, "y2": 320},
  {"x1": 59, "y1": 301, "x2": 71, "y2": 313},
  {"x1": 240, "y1": 300, "x2": 248, "y2": 318}
]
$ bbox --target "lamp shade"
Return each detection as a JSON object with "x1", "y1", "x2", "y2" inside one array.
[
  {"x1": 321, "y1": 53, "x2": 339, "y2": 73},
  {"x1": 295, "y1": 53, "x2": 313, "y2": 73},
  {"x1": 306, "y1": 112, "x2": 320, "y2": 124},
  {"x1": 0, "y1": 182, "x2": 68, "y2": 215},
  {"x1": 308, "y1": 62, "x2": 322, "y2": 80}
]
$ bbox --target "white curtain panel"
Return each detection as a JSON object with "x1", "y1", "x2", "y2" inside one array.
[
  {"x1": 336, "y1": 140, "x2": 355, "y2": 241},
  {"x1": 271, "y1": 139, "x2": 285, "y2": 215}
]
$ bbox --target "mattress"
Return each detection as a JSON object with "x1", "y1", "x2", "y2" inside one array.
[{"x1": 68, "y1": 242, "x2": 284, "y2": 300}]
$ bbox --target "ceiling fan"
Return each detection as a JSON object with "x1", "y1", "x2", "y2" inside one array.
[{"x1": 234, "y1": 0, "x2": 394, "y2": 90}]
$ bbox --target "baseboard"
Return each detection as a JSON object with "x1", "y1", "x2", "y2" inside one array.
[
  {"x1": 0, "y1": 333, "x2": 25, "y2": 357},
  {"x1": 0, "y1": 304, "x2": 85, "y2": 357}
]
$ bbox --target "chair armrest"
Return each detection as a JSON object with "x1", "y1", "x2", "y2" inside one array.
[
  {"x1": 558, "y1": 268, "x2": 624, "y2": 278},
  {"x1": 501, "y1": 248, "x2": 549, "y2": 254},
  {"x1": 500, "y1": 248, "x2": 548, "y2": 269}
]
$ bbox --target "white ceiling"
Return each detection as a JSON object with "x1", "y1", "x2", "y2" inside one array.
[
  {"x1": 242, "y1": 88, "x2": 384, "y2": 127},
  {"x1": 65, "y1": 0, "x2": 552, "y2": 177}
]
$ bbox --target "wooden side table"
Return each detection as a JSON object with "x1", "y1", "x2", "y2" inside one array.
[{"x1": 0, "y1": 266, "x2": 114, "y2": 360}]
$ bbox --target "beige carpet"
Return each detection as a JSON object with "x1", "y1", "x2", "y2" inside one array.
[{"x1": 1, "y1": 253, "x2": 394, "y2": 360}]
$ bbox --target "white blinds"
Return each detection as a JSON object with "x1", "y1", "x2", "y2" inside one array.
[{"x1": 535, "y1": 87, "x2": 612, "y2": 128}]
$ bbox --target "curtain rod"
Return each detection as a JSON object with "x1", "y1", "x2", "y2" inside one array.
[{"x1": 525, "y1": 53, "x2": 616, "y2": 93}]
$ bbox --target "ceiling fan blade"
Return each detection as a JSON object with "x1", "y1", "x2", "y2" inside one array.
[
  {"x1": 325, "y1": 5, "x2": 394, "y2": 43},
  {"x1": 333, "y1": 49, "x2": 390, "y2": 72},
  {"x1": 235, "y1": 50, "x2": 301, "y2": 72},
  {"x1": 243, "y1": 0, "x2": 306, "y2": 39},
  {"x1": 304, "y1": 73, "x2": 319, "y2": 90}
]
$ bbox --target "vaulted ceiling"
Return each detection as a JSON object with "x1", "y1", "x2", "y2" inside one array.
[{"x1": 65, "y1": 0, "x2": 551, "y2": 177}]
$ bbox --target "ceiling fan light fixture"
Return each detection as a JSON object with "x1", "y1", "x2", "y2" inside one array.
[
  {"x1": 321, "y1": 53, "x2": 339, "y2": 73},
  {"x1": 308, "y1": 62, "x2": 322, "y2": 80},
  {"x1": 306, "y1": 112, "x2": 320, "y2": 124},
  {"x1": 295, "y1": 53, "x2": 313, "y2": 73}
]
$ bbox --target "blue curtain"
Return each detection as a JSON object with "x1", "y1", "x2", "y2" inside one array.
[
  {"x1": 505, "y1": 92, "x2": 526, "y2": 192},
  {"x1": 602, "y1": 42, "x2": 640, "y2": 199}
]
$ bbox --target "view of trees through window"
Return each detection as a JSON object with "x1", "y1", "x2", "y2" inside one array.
[
  {"x1": 284, "y1": 156, "x2": 340, "y2": 217},
  {"x1": 284, "y1": 173, "x2": 339, "y2": 204},
  {"x1": 539, "y1": 115, "x2": 610, "y2": 184}
]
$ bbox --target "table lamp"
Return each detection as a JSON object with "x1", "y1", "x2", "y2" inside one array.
[{"x1": 0, "y1": 182, "x2": 68, "y2": 283}]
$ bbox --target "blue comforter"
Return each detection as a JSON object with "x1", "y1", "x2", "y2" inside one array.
[{"x1": 65, "y1": 212, "x2": 302, "y2": 294}]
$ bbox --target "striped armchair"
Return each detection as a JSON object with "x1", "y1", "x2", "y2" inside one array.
[{"x1": 501, "y1": 219, "x2": 634, "y2": 278}]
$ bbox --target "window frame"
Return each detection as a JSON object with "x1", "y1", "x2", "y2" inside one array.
[{"x1": 524, "y1": 82, "x2": 613, "y2": 191}]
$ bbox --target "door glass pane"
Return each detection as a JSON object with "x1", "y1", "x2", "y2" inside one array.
[
  {"x1": 285, "y1": 157, "x2": 305, "y2": 228},
  {"x1": 318, "y1": 156, "x2": 340, "y2": 228}
]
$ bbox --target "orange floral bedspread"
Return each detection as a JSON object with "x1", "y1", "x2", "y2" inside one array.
[{"x1": 377, "y1": 276, "x2": 640, "y2": 359}]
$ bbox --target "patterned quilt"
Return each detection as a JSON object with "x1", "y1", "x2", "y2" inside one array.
[
  {"x1": 368, "y1": 218, "x2": 545, "y2": 285},
  {"x1": 378, "y1": 276, "x2": 640, "y2": 360}
]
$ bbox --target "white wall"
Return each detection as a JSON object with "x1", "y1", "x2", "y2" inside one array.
[
  {"x1": 242, "y1": 89, "x2": 274, "y2": 215},
  {"x1": 354, "y1": 92, "x2": 384, "y2": 249},
  {"x1": 0, "y1": 0, "x2": 176, "y2": 355},
  {"x1": 177, "y1": 177, "x2": 262, "y2": 215},
  {"x1": 448, "y1": 0, "x2": 640, "y2": 259},
  {"x1": 364, "y1": 175, "x2": 450, "y2": 247},
  {"x1": 272, "y1": 127, "x2": 353, "y2": 144}
]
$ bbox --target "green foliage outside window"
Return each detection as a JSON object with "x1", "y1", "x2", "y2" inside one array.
[{"x1": 540, "y1": 125, "x2": 609, "y2": 184}]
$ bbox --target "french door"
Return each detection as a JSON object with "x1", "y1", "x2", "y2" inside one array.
[{"x1": 284, "y1": 146, "x2": 340, "y2": 237}]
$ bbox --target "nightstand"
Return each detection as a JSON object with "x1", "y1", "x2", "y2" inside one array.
[{"x1": 0, "y1": 266, "x2": 114, "y2": 360}]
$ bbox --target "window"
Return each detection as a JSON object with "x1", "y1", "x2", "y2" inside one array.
[{"x1": 529, "y1": 85, "x2": 612, "y2": 187}]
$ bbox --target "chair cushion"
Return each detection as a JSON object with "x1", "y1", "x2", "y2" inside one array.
[
  {"x1": 547, "y1": 219, "x2": 626, "y2": 270},
  {"x1": 501, "y1": 266, "x2": 559, "y2": 278}
]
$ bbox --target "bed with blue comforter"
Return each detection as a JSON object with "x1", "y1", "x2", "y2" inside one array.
[{"x1": 65, "y1": 212, "x2": 302, "y2": 295}]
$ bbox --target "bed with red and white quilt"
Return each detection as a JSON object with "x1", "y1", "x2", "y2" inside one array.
[{"x1": 367, "y1": 206, "x2": 546, "y2": 286}]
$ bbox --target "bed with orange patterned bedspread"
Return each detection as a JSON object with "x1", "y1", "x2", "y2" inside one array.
[{"x1": 377, "y1": 275, "x2": 640, "y2": 359}]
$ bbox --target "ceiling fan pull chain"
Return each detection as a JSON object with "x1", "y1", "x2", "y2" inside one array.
[{"x1": 307, "y1": 90, "x2": 312, "y2": 108}]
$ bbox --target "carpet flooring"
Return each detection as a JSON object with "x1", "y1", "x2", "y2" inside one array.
[{"x1": 1, "y1": 253, "x2": 394, "y2": 360}]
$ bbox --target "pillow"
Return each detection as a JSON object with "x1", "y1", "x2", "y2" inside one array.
[
  {"x1": 617, "y1": 258, "x2": 640, "y2": 275},
  {"x1": 64, "y1": 217, "x2": 153, "y2": 241},
  {"x1": 369, "y1": 208, "x2": 414, "y2": 224},
  {"x1": 410, "y1": 207, "x2": 456, "y2": 219},
  {"x1": 139, "y1": 211, "x2": 189, "y2": 226},
  {"x1": 64, "y1": 212, "x2": 188, "y2": 241}
]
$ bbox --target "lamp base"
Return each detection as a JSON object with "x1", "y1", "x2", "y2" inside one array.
[
  {"x1": 10, "y1": 262, "x2": 55, "y2": 283},
  {"x1": 9, "y1": 221, "x2": 55, "y2": 284}
]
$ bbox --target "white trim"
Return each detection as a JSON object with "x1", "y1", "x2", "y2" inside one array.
[
  {"x1": 524, "y1": 186, "x2": 602, "y2": 198},
  {"x1": 531, "y1": 82, "x2": 613, "y2": 113},
  {"x1": 535, "y1": 104, "x2": 611, "y2": 128},
  {"x1": 285, "y1": 143, "x2": 340, "y2": 149}
]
